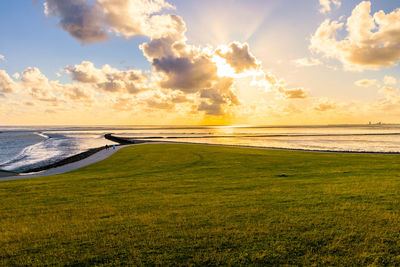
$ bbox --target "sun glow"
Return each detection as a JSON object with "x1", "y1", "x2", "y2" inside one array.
[
  {"x1": 212, "y1": 55, "x2": 237, "y2": 77},
  {"x1": 212, "y1": 54, "x2": 262, "y2": 79}
]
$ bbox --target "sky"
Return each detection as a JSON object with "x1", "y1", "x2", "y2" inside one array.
[{"x1": 0, "y1": 0, "x2": 400, "y2": 125}]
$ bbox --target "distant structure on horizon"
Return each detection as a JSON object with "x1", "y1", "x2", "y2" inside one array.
[{"x1": 368, "y1": 121, "x2": 382, "y2": 125}]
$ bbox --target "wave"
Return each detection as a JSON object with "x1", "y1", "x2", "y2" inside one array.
[
  {"x1": 34, "y1": 132, "x2": 50, "y2": 139},
  {"x1": 0, "y1": 133, "x2": 75, "y2": 172}
]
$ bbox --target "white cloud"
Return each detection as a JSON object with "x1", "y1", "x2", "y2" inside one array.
[
  {"x1": 65, "y1": 61, "x2": 149, "y2": 94},
  {"x1": 0, "y1": 54, "x2": 4, "y2": 61},
  {"x1": 311, "y1": 1, "x2": 400, "y2": 71},
  {"x1": 384, "y1": 75, "x2": 397, "y2": 85},
  {"x1": 38, "y1": 0, "x2": 308, "y2": 117},
  {"x1": 21, "y1": 67, "x2": 59, "y2": 102},
  {"x1": 12, "y1": 73, "x2": 20, "y2": 79},
  {"x1": 293, "y1": 57, "x2": 322, "y2": 67},
  {"x1": 44, "y1": 0, "x2": 176, "y2": 43},
  {"x1": 313, "y1": 98, "x2": 337, "y2": 111},
  {"x1": 319, "y1": 0, "x2": 341, "y2": 14}
]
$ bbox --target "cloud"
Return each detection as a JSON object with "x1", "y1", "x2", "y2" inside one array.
[
  {"x1": 215, "y1": 42, "x2": 259, "y2": 73},
  {"x1": 379, "y1": 86, "x2": 397, "y2": 95},
  {"x1": 112, "y1": 96, "x2": 136, "y2": 111},
  {"x1": 146, "y1": 98, "x2": 174, "y2": 110},
  {"x1": 293, "y1": 57, "x2": 322, "y2": 67},
  {"x1": 319, "y1": 0, "x2": 341, "y2": 14},
  {"x1": 152, "y1": 56, "x2": 218, "y2": 92},
  {"x1": 375, "y1": 85, "x2": 400, "y2": 111},
  {"x1": 198, "y1": 101, "x2": 224, "y2": 116},
  {"x1": 140, "y1": 91, "x2": 193, "y2": 112},
  {"x1": 40, "y1": 0, "x2": 302, "y2": 117},
  {"x1": 99, "y1": 0, "x2": 175, "y2": 39},
  {"x1": 44, "y1": 0, "x2": 108, "y2": 43},
  {"x1": 255, "y1": 71, "x2": 309, "y2": 100},
  {"x1": 0, "y1": 70, "x2": 18, "y2": 93},
  {"x1": 311, "y1": 1, "x2": 400, "y2": 71},
  {"x1": 45, "y1": 108, "x2": 57, "y2": 114},
  {"x1": 12, "y1": 73, "x2": 20, "y2": 79},
  {"x1": 384, "y1": 75, "x2": 397, "y2": 85},
  {"x1": 44, "y1": 0, "x2": 175, "y2": 43},
  {"x1": 314, "y1": 99, "x2": 337, "y2": 111},
  {"x1": 20, "y1": 67, "x2": 95, "y2": 104},
  {"x1": 21, "y1": 67, "x2": 60, "y2": 102},
  {"x1": 150, "y1": 49, "x2": 239, "y2": 114},
  {"x1": 139, "y1": 19, "x2": 187, "y2": 60},
  {"x1": 354, "y1": 79, "x2": 379, "y2": 87},
  {"x1": 279, "y1": 87, "x2": 308, "y2": 99},
  {"x1": 24, "y1": 101, "x2": 35, "y2": 106},
  {"x1": 139, "y1": 17, "x2": 249, "y2": 115},
  {"x1": 62, "y1": 85, "x2": 93, "y2": 101},
  {"x1": 0, "y1": 54, "x2": 4, "y2": 61},
  {"x1": 65, "y1": 61, "x2": 149, "y2": 94}
]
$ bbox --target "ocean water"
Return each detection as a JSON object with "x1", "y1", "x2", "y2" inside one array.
[
  {"x1": 0, "y1": 127, "x2": 117, "y2": 172},
  {"x1": 1, "y1": 125, "x2": 400, "y2": 172},
  {"x1": 115, "y1": 124, "x2": 400, "y2": 152}
]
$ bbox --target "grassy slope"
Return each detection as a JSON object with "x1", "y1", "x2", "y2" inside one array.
[{"x1": 2, "y1": 144, "x2": 400, "y2": 265}]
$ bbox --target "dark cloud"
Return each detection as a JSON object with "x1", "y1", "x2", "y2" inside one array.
[
  {"x1": 153, "y1": 55, "x2": 218, "y2": 92},
  {"x1": 44, "y1": 0, "x2": 175, "y2": 43},
  {"x1": 198, "y1": 101, "x2": 223, "y2": 116},
  {"x1": 45, "y1": 0, "x2": 107, "y2": 43},
  {"x1": 216, "y1": 42, "x2": 259, "y2": 73}
]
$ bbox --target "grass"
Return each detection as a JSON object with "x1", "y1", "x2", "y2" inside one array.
[{"x1": 2, "y1": 143, "x2": 400, "y2": 265}]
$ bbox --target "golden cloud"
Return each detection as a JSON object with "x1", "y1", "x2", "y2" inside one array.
[
  {"x1": 0, "y1": 70, "x2": 18, "y2": 93},
  {"x1": 66, "y1": 61, "x2": 149, "y2": 94},
  {"x1": 354, "y1": 79, "x2": 379, "y2": 87}
]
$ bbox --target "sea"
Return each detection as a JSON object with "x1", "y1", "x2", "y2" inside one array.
[{"x1": 1, "y1": 124, "x2": 400, "y2": 172}]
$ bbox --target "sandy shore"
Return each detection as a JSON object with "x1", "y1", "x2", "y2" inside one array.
[{"x1": 0, "y1": 145, "x2": 131, "y2": 182}]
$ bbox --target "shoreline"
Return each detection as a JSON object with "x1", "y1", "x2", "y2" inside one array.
[
  {"x1": 0, "y1": 144, "x2": 132, "y2": 181},
  {"x1": 3, "y1": 133, "x2": 400, "y2": 181},
  {"x1": 0, "y1": 133, "x2": 137, "y2": 179},
  {"x1": 20, "y1": 146, "x2": 107, "y2": 174}
]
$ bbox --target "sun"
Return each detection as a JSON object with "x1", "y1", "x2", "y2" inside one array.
[
  {"x1": 211, "y1": 54, "x2": 262, "y2": 79},
  {"x1": 212, "y1": 55, "x2": 237, "y2": 78}
]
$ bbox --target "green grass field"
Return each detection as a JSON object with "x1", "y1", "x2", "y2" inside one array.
[{"x1": 2, "y1": 144, "x2": 400, "y2": 265}]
